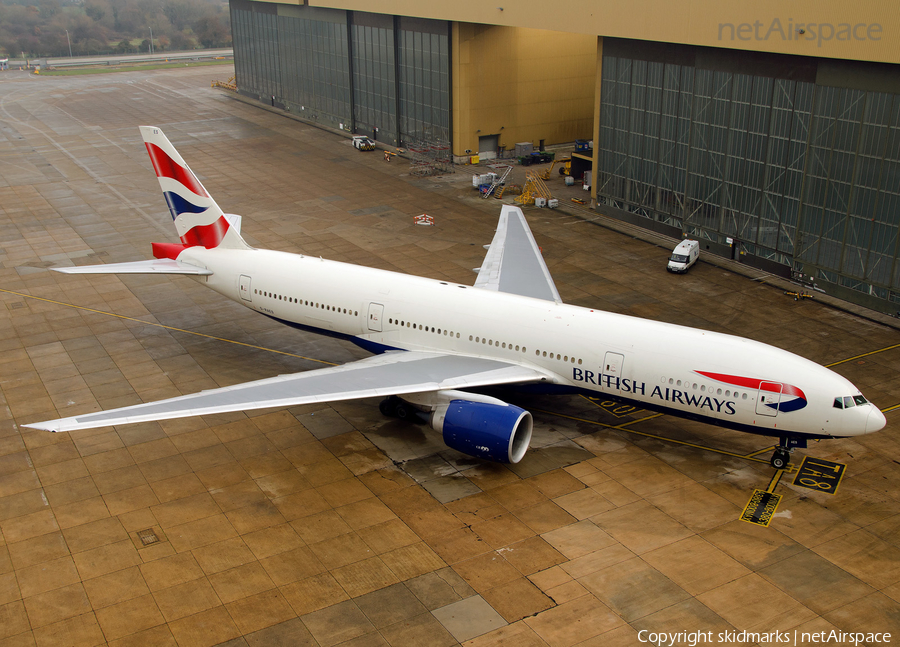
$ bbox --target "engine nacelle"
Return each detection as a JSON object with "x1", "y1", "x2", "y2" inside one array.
[{"x1": 430, "y1": 400, "x2": 533, "y2": 463}]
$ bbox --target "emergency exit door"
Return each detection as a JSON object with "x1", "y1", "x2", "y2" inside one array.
[
  {"x1": 756, "y1": 382, "x2": 782, "y2": 416},
  {"x1": 604, "y1": 352, "x2": 624, "y2": 377},
  {"x1": 239, "y1": 275, "x2": 252, "y2": 302},
  {"x1": 367, "y1": 303, "x2": 384, "y2": 332}
]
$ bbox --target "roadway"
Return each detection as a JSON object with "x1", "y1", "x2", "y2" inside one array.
[{"x1": 2, "y1": 48, "x2": 232, "y2": 70}]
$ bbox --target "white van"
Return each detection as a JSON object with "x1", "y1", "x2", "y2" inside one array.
[{"x1": 667, "y1": 239, "x2": 699, "y2": 273}]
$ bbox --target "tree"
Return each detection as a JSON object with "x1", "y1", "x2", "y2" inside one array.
[
  {"x1": 193, "y1": 8, "x2": 228, "y2": 48},
  {"x1": 168, "y1": 30, "x2": 194, "y2": 50}
]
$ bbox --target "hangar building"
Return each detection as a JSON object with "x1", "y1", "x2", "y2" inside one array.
[{"x1": 229, "y1": 0, "x2": 900, "y2": 315}]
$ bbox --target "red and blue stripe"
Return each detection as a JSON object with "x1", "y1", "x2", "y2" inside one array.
[{"x1": 695, "y1": 371, "x2": 808, "y2": 413}]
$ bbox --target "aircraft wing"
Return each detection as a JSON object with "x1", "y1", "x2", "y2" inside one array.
[
  {"x1": 474, "y1": 205, "x2": 562, "y2": 303},
  {"x1": 25, "y1": 351, "x2": 549, "y2": 432},
  {"x1": 52, "y1": 259, "x2": 213, "y2": 275}
]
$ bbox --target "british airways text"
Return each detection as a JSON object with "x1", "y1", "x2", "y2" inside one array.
[{"x1": 573, "y1": 368, "x2": 737, "y2": 415}]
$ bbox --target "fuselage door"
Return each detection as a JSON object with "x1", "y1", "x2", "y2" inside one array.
[
  {"x1": 367, "y1": 303, "x2": 384, "y2": 332},
  {"x1": 603, "y1": 352, "x2": 624, "y2": 377},
  {"x1": 756, "y1": 381, "x2": 783, "y2": 416},
  {"x1": 239, "y1": 275, "x2": 252, "y2": 302}
]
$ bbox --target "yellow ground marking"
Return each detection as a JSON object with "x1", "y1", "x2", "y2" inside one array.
[
  {"x1": 0, "y1": 288, "x2": 337, "y2": 366},
  {"x1": 766, "y1": 469, "x2": 786, "y2": 492},
  {"x1": 532, "y1": 407, "x2": 771, "y2": 464},
  {"x1": 826, "y1": 342, "x2": 900, "y2": 367}
]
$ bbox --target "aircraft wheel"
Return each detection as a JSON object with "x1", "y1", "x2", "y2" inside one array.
[
  {"x1": 394, "y1": 402, "x2": 412, "y2": 420},
  {"x1": 771, "y1": 449, "x2": 789, "y2": 470},
  {"x1": 379, "y1": 397, "x2": 398, "y2": 417}
]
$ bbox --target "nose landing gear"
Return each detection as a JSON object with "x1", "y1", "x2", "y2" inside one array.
[
  {"x1": 770, "y1": 435, "x2": 806, "y2": 469},
  {"x1": 771, "y1": 447, "x2": 791, "y2": 469}
]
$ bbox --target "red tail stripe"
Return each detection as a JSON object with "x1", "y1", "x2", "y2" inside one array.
[
  {"x1": 181, "y1": 216, "x2": 230, "y2": 248},
  {"x1": 152, "y1": 242, "x2": 188, "y2": 260},
  {"x1": 145, "y1": 142, "x2": 209, "y2": 198}
]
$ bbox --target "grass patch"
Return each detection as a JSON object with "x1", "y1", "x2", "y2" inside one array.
[{"x1": 39, "y1": 59, "x2": 232, "y2": 76}]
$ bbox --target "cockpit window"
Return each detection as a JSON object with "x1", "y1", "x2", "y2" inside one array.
[{"x1": 834, "y1": 395, "x2": 868, "y2": 409}]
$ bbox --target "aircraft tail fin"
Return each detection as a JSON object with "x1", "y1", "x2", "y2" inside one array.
[{"x1": 140, "y1": 126, "x2": 249, "y2": 252}]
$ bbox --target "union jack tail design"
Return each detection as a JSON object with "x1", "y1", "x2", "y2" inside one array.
[{"x1": 140, "y1": 126, "x2": 249, "y2": 253}]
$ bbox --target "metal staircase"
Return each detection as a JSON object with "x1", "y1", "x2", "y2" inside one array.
[
  {"x1": 515, "y1": 170, "x2": 552, "y2": 205},
  {"x1": 482, "y1": 166, "x2": 513, "y2": 198}
]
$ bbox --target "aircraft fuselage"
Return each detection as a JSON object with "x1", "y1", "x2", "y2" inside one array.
[{"x1": 179, "y1": 245, "x2": 884, "y2": 441}]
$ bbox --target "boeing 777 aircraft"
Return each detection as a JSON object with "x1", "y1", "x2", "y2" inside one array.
[{"x1": 26, "y1": 126, "x2": 887, "y2": 470}]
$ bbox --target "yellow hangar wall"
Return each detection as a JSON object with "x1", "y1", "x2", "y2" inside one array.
[
  {"x1": 307, "y1": 0, "x2": 900, "y2": 64},
  {"x1": 452, "y1": 24, "x2": 596, "y2": 157}
]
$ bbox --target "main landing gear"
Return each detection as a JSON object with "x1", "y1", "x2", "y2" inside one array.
[{"x1": 379, "y1": 396, "x2": 414, "y2": 421}]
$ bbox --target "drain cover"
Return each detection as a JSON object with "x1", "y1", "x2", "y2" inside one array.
[{"x1": 137, "y1": 528, "x2": 160, "y2": 546}]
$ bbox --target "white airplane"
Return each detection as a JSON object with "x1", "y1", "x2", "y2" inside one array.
[{"x1": 26, "y1": 127, "x2": 887, "y2": 470}]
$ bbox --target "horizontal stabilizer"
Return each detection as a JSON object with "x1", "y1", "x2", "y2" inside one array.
[{"x1": 51, "y1": 259, "x2": 212, "y2": 275}]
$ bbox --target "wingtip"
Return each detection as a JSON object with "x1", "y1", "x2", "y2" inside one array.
[{"x1": 22, "y1": 422, "x2": 64, "y2": 433}]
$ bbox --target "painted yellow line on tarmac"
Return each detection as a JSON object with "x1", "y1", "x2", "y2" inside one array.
[
  {"x1": 826, "y1": 342, "x2": 900, "y2": 367},
  {"x1": 532, "y1": 408, "x2": 770, "y2": 464},
  {"x1": 614, "y1": 412, "x2": 664, "y2": 427},
  {"x1": 0, "y1": 288, "x2": 337, "y2": 366},
  {"x1": 746, "y1": 445, "x2": 777, "y2": 459},
  {"x1": 882, "y1": 403, "x2": 900, "y2": 413},
  {"x1": 766, "y1": 469, "x2": 785, "y2": 492}
]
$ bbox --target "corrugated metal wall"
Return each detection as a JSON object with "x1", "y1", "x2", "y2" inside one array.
[
  {"x1": 596, "y1": 39, "x2": 900, "y2": 313},
  {"x1": 231, "y1": 1, "x2": 450, "y2": 146}
]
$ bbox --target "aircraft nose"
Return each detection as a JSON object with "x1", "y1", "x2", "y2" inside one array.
[{"x1": 866, "y1": 407, "x2": 887, "y2": 434}]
